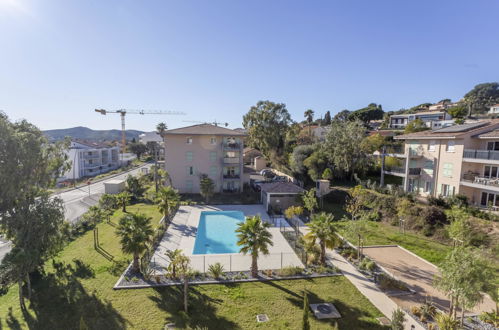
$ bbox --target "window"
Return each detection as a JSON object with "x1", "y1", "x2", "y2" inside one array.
[
  {"x1": 423, "y1": 160, "x2": 434, "y2": 174},
  {"x1": 187, "y1": 166, "x2": 194, "y2": 176},
  {"x1": 443, "y1": 163, "x2": 453, "y2": 177},
  {"x1": 186, "y1": 151, "x2": 193, "y2": 162},
  {"x1": 441, "y1": 184, "x2": 454, "y2": 197},
  {"x1": 487, "y1": 141, "x2": 499, "y2": 151},
  {"x1": 446, "y1": 141, "x2": 455, "y2": 152},
  {"x1": 424, "y1": 181, "x2": 432, "y2": 193},
  {"x1": 210, "y1": 151, "x2": 217, "y2": 162},
  {"x1": 428, "y1": 140, "x2": 436, "y2": 151},
  {"x1": 186, "y1": 180, "x2": 193, "y2": 192},
  {"x1": 484, "y1": 165, "x2": 499, "y2": 178},
  {"x1": 186, "y1": 137, "x2": 193, "y2": 144},
  {"x1": 89, "y1": 159, "x2": 93, "y2": 164},
  {"x1": 210, "y1": 166, "x2": 218, "y2": 177},
  {"x1": 210, "y1": 137, "x2": 217, "y2": 145},
  {"x1": 481, "y1": 192, "x2": 499, "y2": 207}
]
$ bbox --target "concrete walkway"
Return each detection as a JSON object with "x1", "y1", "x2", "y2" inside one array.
[
  {"x1": 298, "y1": 226, "x2": 423, "y2": 330},
  {"x1": 327, "y1": 249, "x2": 424, "y2": 330}
]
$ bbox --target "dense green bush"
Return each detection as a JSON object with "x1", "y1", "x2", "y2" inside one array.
[{"x1": 279, "y1": 266, "x2": 303, "y2": 276}]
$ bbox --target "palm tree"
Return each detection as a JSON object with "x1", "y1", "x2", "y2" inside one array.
[
  {"x1": 165, "y1": 248, "x2": 183, "y2": 278},
  {"x1": 155, "y1": 122, "x2": 168, "y2": 191},
  {"x1": 304, "y1": 109, "x2": 314, "y2": 137},
  {"x1": 116, "y1": 213, "x2": 153, "y2": 273},
  {"x1": 236, "y1": 215, "x2": 273, "y2": 277},
  {"x1": 116, "y1": 192, "x2": 131, "y2": 212},
  {"x1": 156, "y1": 186, "x2": 179, "y2": 225},
  {"x1": 176, "y1": 252, "x2": 192, "y2": 313},
  {"x1": 305, "y1": 212, "x2": 340, "y2": 265}
]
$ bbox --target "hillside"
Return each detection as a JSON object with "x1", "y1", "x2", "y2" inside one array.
[{"x1": 43, "y1": 126, "x2": 145, "y2": 142}]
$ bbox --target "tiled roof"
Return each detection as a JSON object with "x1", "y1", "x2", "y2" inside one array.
[
  {"x1": 395, "y1": 120, "x2": 499, "y2": 140},
  {"x1": 163, "y1": 124, "x2": 246, "y2": 136},
  {"x1": 260, "y1": 182, "x2": 305, "y2": 194},
  {"x1": 477, "y1": 129, "x2": 499, "y2": 138},
  {"x1": 72, "y1": 139, "x2": 113, "y2": 149}
]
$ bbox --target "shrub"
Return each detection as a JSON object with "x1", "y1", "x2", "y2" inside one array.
[
  {"x1": 422, "y1": 206, "x2": 448, "y2": 227},
  {"x1": 279, "y1": 266, "x2": 303, "y2": 276},
  {"x1": 447, "y1": 194, "x2": 468, "y2": 208},
  {"x1": 378, "y1": 274, "x2": 407, "y2": 291},
  {"x1": 428, "y1": 195, "x2": 448, "y2": 208},
  {"x1": 420, "y1": 300, "x2": 437, "y2": 320},
  {"x1": 358, "y1": 258, "x2": 376, "y2": 272},
  {"x1": 435, "y1": 313, "x2": 459, "y2": 330},
  {"x1": 410, "y1": 306, "x2": 421, "y2": 318},
  {"x1": 207, "y1": 263, "x2": 225, "y2": 279},
  {"x1": 390, "y1": 308, "x2": 405, "y2": 330},
  {"x1": 479, "y1": 310, "x2": 498, "y2": 327}
]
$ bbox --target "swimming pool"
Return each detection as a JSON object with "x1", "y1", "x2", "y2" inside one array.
[{"x1": 193, "y1": 211, "x2": 245, "y2": 254}]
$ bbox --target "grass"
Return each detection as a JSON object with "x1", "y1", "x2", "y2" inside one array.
[{"x1": 0, "y1": 203, "x2": 386, "y2": 329}]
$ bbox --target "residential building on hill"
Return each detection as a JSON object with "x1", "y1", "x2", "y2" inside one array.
[
  {"x1": 163, "y1": 124, "x2": 246, "y2": 193},
  {"x1": 488, "y1": 104, "x2": 499, "y2": 114},
  {"x1": 389, "y1": 111, "x2": 451, "y2": 129},
  {"x1": 383, "y1": 120, "x2": 499, "y2": 208},
  {"x1": 60, "y1": 140, "x2": 120, "y2": 180}
]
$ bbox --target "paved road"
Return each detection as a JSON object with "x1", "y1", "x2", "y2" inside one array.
[{"x1": 55, "y1": 163, "x2": 151, "y2": 223}]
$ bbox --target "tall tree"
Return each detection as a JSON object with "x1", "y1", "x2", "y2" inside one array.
[
  {"x1": 199, "y1": 174, "x2": 215, "y2": 203},
  {"x1": 302, "y1": 292, "x2": 310, "y2": 330},
  {"x1": 128, "y1": 142, "x2": 147, "y2": 160},
  {"x1": 305, "y1": 212, "x2": 340, "y2": 265},
  {"x1": 348, "y1": 103, "x2": 384, "y2": 123},
  {"x1": 290, "y1": 145, "x2": 315, "y2": 177},
  {"x1": 0, "y1": 194, "x2": 66, "y2": 310},
  {"x1": 323, "y1": 111, "x2": 332, "y2": 125},
  {"x1": 322, "y1": 120, "x2": 368, "y2": 179},
  {"x1": 434, "y1": 246, "x2": 490, "y2": 322},
  {"x1": 301, "y1": 188, "x2": 319, "y2": 216},
  {"x1": 303, "y1": 149, "x2": 328, "y2": 181},
  {"x1": 236, "y1": 216, "x2": 273, "y2": 277},
  {"x1": 116, "y1": 213, "x2": 153, "y2": 273},
  {"x1": 0, "y1": 112, "x2": 69, "y2": 310},
  {"x1": 333, "y1": 109, "x2": 351, "y2": 122},
  {"x1": 464, "y1": 82, "x2": 499, "y2": 116},
  {"x1": 404, "y1": 118, "x2": 428, "y2": 133},
  {"x1": 304, "y1": 109, "x2": 314, "y2": 124},
  {"x1": 242, "y1": 101, "x2": 292, "y2": 166}
]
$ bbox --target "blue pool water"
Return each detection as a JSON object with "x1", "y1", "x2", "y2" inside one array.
[{"x1": 193, "y1": 211, "x2": 245, "y2": 254}]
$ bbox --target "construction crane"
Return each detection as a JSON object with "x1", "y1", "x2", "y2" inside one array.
[
  {"x1": 183, "y1": 120, "x2": 229, "y2": 127},
  {"x1": 95, "y1": 108, "x2": 186, "y2": 157}
]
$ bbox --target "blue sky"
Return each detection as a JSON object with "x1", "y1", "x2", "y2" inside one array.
[{"x1": 1, "y1": 0, "x2": 498, "y2": 131}]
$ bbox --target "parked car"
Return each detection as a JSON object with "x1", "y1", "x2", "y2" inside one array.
[{"x1": 272, "y1": 176, "x2": 288, "y2": 182}]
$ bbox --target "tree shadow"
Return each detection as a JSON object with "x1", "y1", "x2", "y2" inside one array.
[
  {"x1": 6, "y1": 307, "x2": 21, "y2": 330},
  {"x1": 21, "y1": 259, "x2": 128, "y2": 329},
  {"x1": 150, "y1": 285, "x2": 240, "y2": 329},
  {"x1": 282, "y1": 282, "x2": 387, "y2": 330}
]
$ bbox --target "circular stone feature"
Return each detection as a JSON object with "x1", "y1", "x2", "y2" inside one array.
[{"x1": 317, "y1": 304, "x2": 333, "y2": 314}]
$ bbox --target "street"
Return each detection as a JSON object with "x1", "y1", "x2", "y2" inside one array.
[{"x1": 55, "y1": 163, "x2": 151, "y2": 223}]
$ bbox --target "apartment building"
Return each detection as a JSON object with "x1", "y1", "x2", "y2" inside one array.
[
  {"x1": 61, "y1": 140, "x2": 120, "y2": 180},
  {"x1": 383, "y1": 120, "x2": 499, "y2": 208},
  {"x1": 389, "y1": 111, "x2": 451, "y2": 129},
  {"x1": 163, "y1": 124, "x2": 246, "y2": 193}
]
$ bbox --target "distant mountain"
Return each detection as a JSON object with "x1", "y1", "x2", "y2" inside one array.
[{"x1": 43, "y1": 126, "x2": 145, "y2": 142}]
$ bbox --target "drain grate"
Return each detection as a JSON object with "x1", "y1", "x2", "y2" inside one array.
[{"x1": 256, "y1": 314, "x2": 269, "y2": 323}]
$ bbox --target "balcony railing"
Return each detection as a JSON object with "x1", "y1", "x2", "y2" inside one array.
[
  {"x1": 223, "y1": 142, "x2": 240, "y2": 150},
  {"x1": 83, "y1": 153, "x2": 100, "y2": 159},
  {"x1": 222, "y1": 188, "x2": 240, "y2": 193},
  {"x1": 384, "y1": 167, "x2": 421, "y2": 175},
  {"x1": 223, "y1": 157, "x2": 240, "y2": 164},
  {"x1": 223, "y1": 174, "x2": 240, "y2": 179},
  {"x1": 464, "y1": 149, "x2": 499, "y2": 161},
  {"x1": 461, "y1": 172, "x2": 499, "y2": 187}
]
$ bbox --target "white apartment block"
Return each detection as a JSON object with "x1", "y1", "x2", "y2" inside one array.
[
  {"x1": 389, "y1": 111, "x2": 451, "y2": 129},
  {"x1": 61, "y1": 140, "x2": 120, "y2": 180}
]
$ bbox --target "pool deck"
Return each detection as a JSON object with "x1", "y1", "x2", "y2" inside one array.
[{"x1": 150, "y1": 205, "x2": 303, "y2": 273}]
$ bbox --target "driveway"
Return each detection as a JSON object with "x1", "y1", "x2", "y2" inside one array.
[{"x1": 362, "y1": 245, "x2": 495, "y2": 315}]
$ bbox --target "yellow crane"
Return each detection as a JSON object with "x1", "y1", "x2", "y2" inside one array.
[{"x1": 94, "y1": 108, "x2": 186, "y2": 155}]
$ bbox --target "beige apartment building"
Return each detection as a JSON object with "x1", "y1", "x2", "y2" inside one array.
[
  {"x1": 384, "y1": 120, "x2": 499, "y2": 208},
  {"x1": 163, "y1": 124, "x2": 246, "y2": 193}
]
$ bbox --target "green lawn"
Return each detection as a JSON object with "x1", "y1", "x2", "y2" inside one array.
[{"x1": 0, "y1": 203, "x2": 386, "y2": 329}]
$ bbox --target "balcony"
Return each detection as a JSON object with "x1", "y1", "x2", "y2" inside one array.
[
  {"x1": 83, "y1": 153, "x2": 100, "y2": 159},
  {"x1": 460, "y1": 172, "x2": 499, "y2": 192},
  {"x1": 222, "y1": 188, "x2": 240, "y2": 193},
  {"x1": 383, "y1": 167, "x2": 421, "y2": 177},
  {"x1": 463, "y1": 149, "x2": 499, "y2": 163},
  {"x1": 223, "y1": 174, "x2": 240, "y2": 179},
  {"x1": 223, "y1": 157, "x2": 240, "y2": 164},
  {"x1": 223, "y1": 142, "x2": 240, "y2": 150}
]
